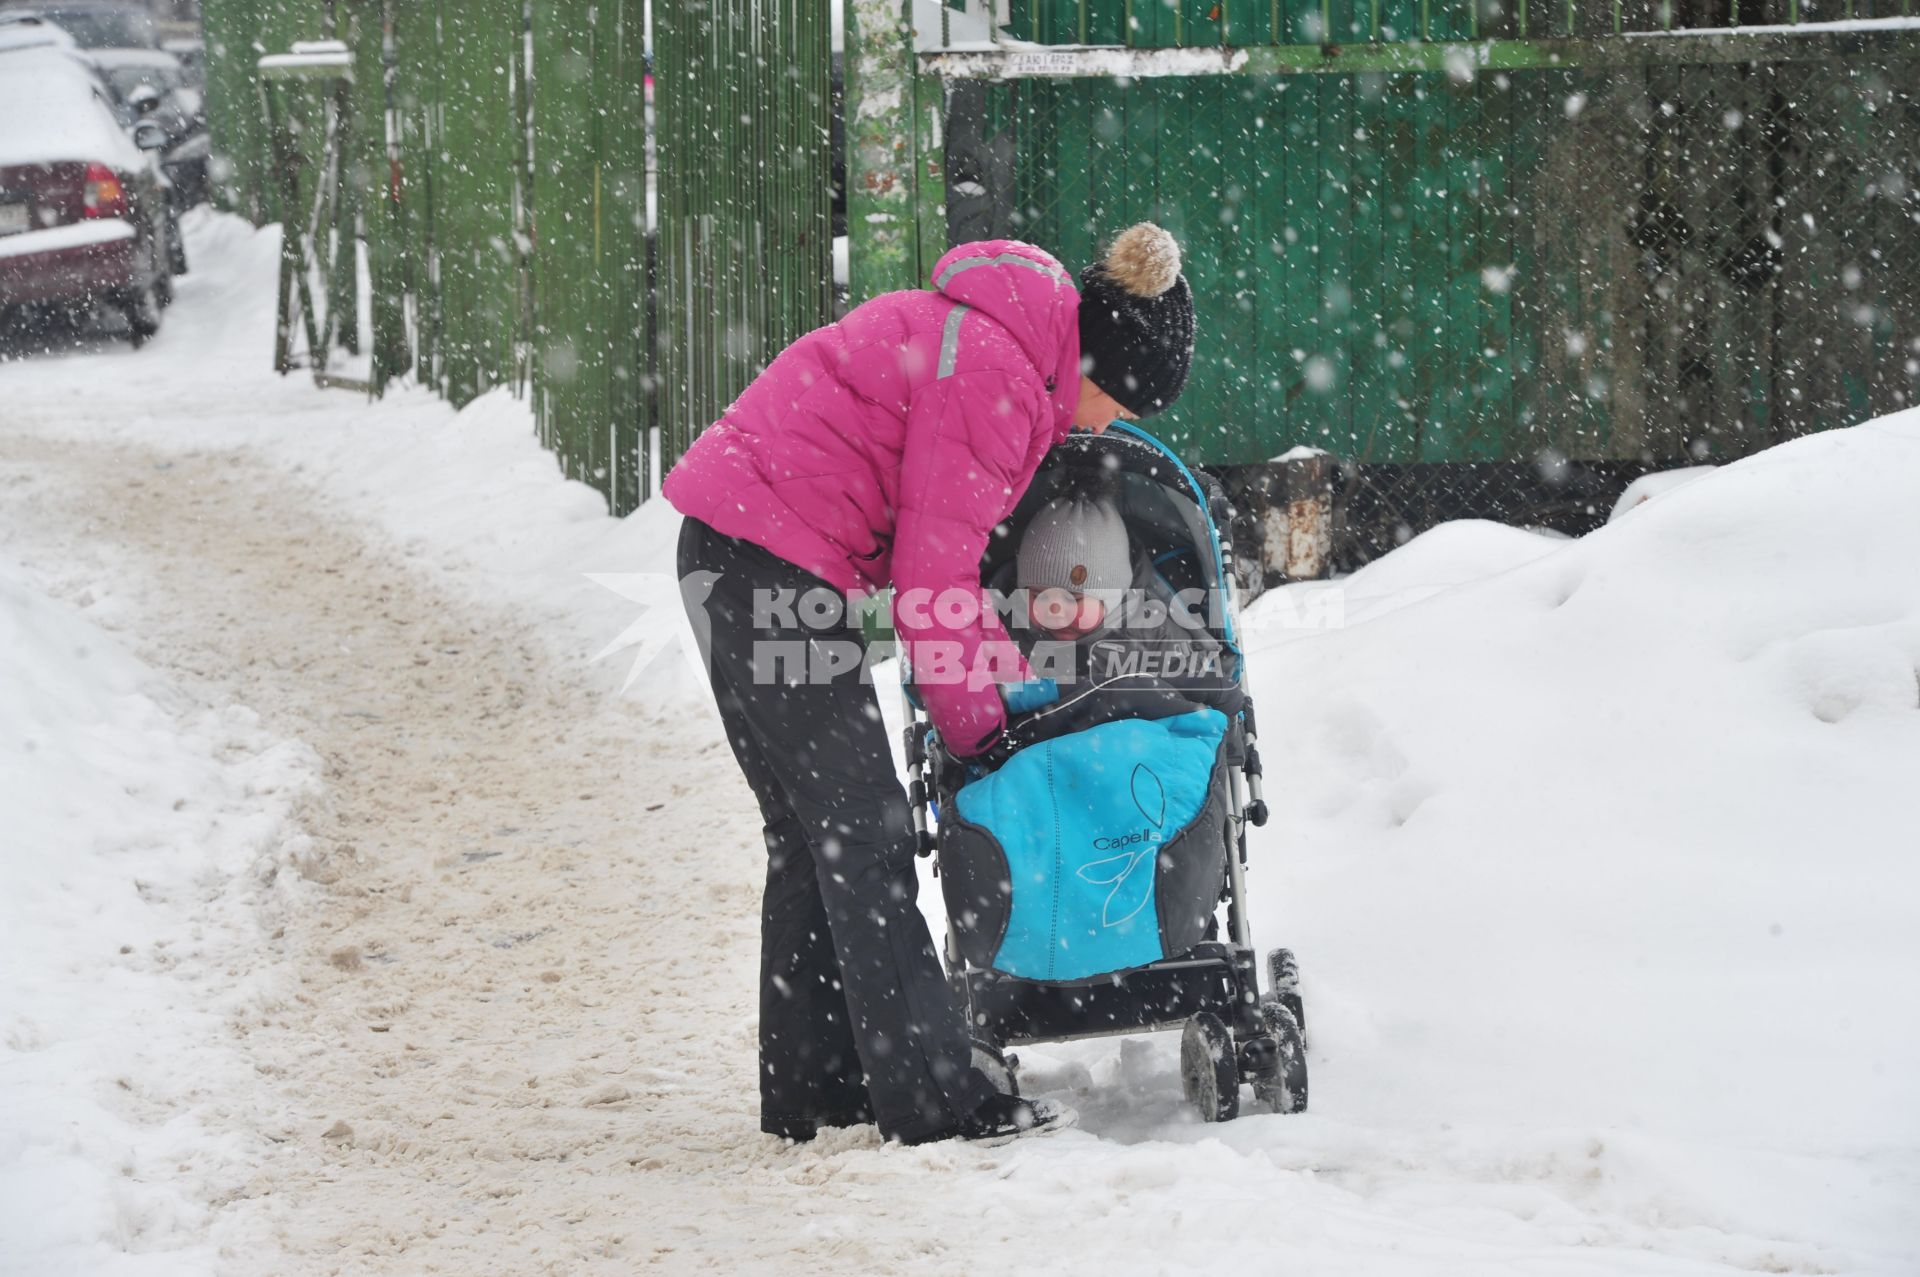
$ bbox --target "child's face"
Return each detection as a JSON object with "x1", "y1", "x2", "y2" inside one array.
[{"x1": 1029, "y1": 587, "x2": 1107, "y2": 640}]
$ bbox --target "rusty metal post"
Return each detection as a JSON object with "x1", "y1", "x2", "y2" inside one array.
[
  {"x1": 1222, "y1": 450, "x2": 1336, "y2": 598},
  {"x1": 1277, "y1": 451, "x2": 1335, "y2": 582}
]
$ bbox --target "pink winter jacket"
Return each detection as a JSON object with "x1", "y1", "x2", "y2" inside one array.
[{"x1": 662, "y1": 239, "x2": 1083, "y2": 756}]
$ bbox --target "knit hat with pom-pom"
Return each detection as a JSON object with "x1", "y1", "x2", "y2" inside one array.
[{"x1": 1076, "y1": 222, "x2": 1195, "y2": 418}]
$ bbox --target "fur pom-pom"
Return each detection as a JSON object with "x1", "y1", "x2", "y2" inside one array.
[{"x1": 1101, "y1": 223, "x2": 1182, "y2": 298}]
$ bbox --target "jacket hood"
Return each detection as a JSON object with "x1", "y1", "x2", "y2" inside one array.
[{"x1": 930, "y1": 239, "x2": 1081, "y2": 441}]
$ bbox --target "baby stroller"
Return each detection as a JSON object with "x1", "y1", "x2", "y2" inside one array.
[{"x1": 901, "y1": 423, "x2": 1309, "y2": 1123}]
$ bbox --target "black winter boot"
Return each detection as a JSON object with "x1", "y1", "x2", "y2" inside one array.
[
  {"x1": 762, "y1": 1102, "x2": 875, "y2": 1144},
  {"x1": 894, "y1": 1093, "x2": 1077, "y2": 1147}
]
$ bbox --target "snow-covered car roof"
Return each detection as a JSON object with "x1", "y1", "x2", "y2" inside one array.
[
  {"x1": 0, "y1": 13, "x2": 79, "y2": 52},
  {"x1": 0, "y1": 43, "x2": 143, "y2": 168}
]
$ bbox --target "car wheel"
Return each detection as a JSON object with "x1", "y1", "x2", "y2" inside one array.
[
  {"x1": 122, "y1": 281, "x2": 162, "y2": 348},
  {"x1": 167, "y1": 215, "x2": 188, "y2": 278}
]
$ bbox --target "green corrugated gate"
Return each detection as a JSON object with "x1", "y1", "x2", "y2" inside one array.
[{"x1": 923, "y1": 2, "x2": 1920, "y2": 468}]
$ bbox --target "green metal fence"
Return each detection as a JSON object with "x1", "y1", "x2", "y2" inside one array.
[
  {"x1": 921, "y1": 3, "x2": 1920, "y2": 473},
  {"x1": 528, "y1": 0, "x2": 649, "y2": 511},
  {"x1": 653, "y1": 2, "x2": 836, "y2": 469},
  {"x1": 203, "y1": 0, "x2": 534, "y2": 434},
  {"x1": 201, "y1": 0, "x2": 831, "y2": 514},
  {"x1": 197, "y1": 1, "x2": 1920, "y2": 530}
]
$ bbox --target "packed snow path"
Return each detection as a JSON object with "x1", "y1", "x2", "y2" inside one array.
[
  {"x1": 0, "y1": 432, "x2": 1684, "y2": 1275},
  {"x1": 3, "y1": 216, "x2": 1916, "y2": 1275},
  {"x1": 8, "y1": 428, "x2": 1144, "y2": 1271},
  {"x1": 0, "y1": 432, "x2": 761, "y2": 1267}
]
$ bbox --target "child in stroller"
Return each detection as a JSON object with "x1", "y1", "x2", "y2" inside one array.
[
  {"x1": 904, "y1": 426, "x2": 1309, "y2": 1123},
  {"x1": 988, "y1": 468, "x2": 1245, "y2": 755}
]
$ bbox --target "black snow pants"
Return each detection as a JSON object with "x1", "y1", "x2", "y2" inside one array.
[{"x1": 677, "y1": 518, "x2": 993, "y2": 1143}]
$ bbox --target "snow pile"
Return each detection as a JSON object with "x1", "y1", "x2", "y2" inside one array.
[
  {"x1": 264, "y1": 385, "x2": 698, "y2": 691},
  {"x1": 0, "y1": 560, "x2": 318, "y2": 1275},
  {"x1": 1260, "y1": 517, "x2": 1567, "y2": 629},
  {"x1": 1610, "y1": 464, "x2": 1718, "y2": 520},
  {"x1": 1239, "y1": 414, "x2": 1920, "y2": 1267}
]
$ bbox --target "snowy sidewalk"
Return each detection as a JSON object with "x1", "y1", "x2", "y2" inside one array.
[{"x1": 1, "y1": 212, "x2": 1916, "y2": 1275}]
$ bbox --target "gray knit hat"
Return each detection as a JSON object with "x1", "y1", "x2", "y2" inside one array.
[{"x1": 1016, "y1": 494, "x2": 1132, "y2": 599}]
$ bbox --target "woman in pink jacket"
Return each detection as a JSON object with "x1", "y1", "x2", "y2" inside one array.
[{"x1": 666, "y1": 223, "x2": 1194, "y2": 1146}]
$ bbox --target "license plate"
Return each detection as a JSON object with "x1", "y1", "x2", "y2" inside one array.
[{"x1": 0, "y1": 203, "x2": 28, "y2": 236}]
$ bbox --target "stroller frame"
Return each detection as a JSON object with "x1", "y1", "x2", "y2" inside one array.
[{"x1": 900, "y1": 424, "x2": 1308, "y2": 1123}]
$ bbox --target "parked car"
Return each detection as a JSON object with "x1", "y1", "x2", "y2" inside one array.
[
  {"x1": 158, "y1": 33, "x2": 201, "y2": 90},
  {"x1": 0, "y1": 1, "x2": 158, "y2": 49},
  {"x1": 0, "y1": 41, "x2": 180, "y2": 346},
  {"x1": 93, "y1": 48, "x2": 196, "y2": 127},
  {"x1": 91, "y1": 46, "x2": 206, "y2": 208}
]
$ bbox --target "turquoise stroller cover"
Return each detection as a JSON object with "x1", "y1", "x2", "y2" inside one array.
[{"x1": 948, "y1": 707, "x2": 1230, "y2": 982}]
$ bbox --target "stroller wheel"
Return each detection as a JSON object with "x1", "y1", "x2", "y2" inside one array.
[
  {"x1": 971, "y1": 1039, "x2": 1019, "y2": 1097},
  {"x1": 1181, "y1": 1012, "x2": 1239, "y2": 1123},
  {"x1": 1254, "y1": 998, "x2": 1310, "y2": 1115}
]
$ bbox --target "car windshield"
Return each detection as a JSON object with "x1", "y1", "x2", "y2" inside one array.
[{"x1": 39, "y1": 8, "x2": 157, "y2": 49}]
